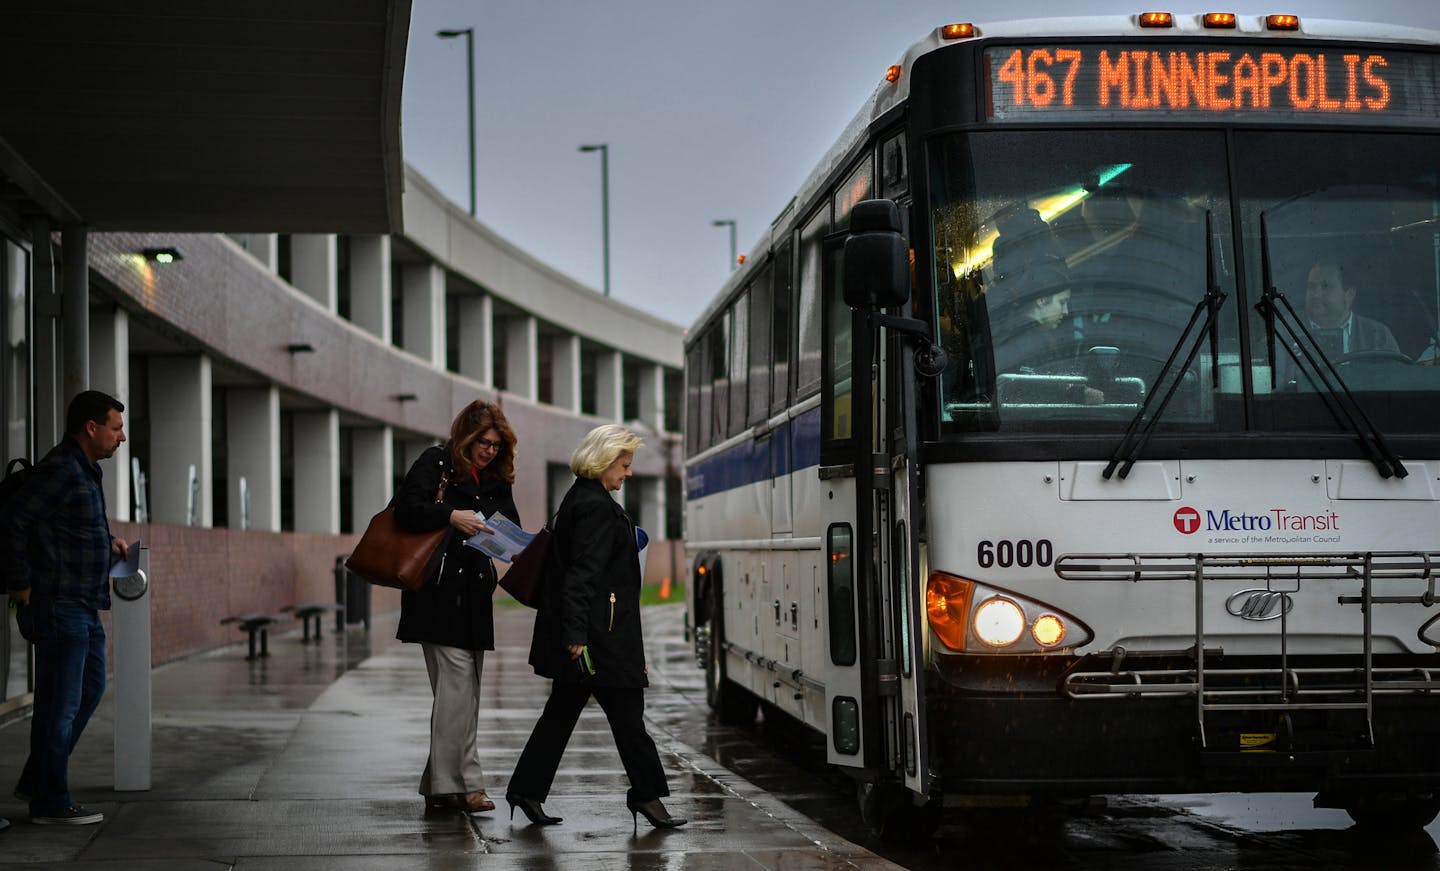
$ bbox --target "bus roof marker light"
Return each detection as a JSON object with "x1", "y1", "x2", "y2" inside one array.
[
  {"x1": 941, "y1": 23, "x2": 978, "y2": 40},
  {"x1": 1138, "y1": 12, "x2": 1174, "y2": 28},
  {"x1": 1266, "y1": 14, "x2": 1300, "y2": 31},
  {"x1": 1203, "y1": 12, "x2": 1238, "y2": 28},
  {"x1": 886, "y1": 65, "x2": 903, "y2": 84}
]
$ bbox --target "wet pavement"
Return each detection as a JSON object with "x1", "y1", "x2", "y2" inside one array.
[
  {"x1": 5, "y1": 601, "x2": 1440, "y2": 870},
  {"x1": 0, "y1": 603, "x2": 902, "y2": 871}
]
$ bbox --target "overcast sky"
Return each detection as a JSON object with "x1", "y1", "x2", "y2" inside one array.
[{"x1": 401, "y1": 1, "x2": 1440, "y2": 330}]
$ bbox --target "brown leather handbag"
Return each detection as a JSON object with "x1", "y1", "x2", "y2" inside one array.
[{"x1": 345, "y1": 472, "x2": 450, "y2": 592}]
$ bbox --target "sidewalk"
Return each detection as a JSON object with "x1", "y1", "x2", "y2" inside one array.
[{"x1": 0, "y1": 603, "x2": 902, "y2": 870}]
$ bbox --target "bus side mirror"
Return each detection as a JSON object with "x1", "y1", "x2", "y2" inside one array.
[{"x1": 843, "y1": 199, "x2": 908, "y2": 310}]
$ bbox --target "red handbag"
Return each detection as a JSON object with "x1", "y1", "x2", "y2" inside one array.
[{"x1": 498, "y1": 524, "x2": 550, "y2": 608}]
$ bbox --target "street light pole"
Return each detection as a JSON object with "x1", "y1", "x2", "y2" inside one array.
[
  {"x1": 579, "y1": 143, "x2": 610, "y2": 296},
  {"x1": 711, "y1": 219, "x2": 737, "y2": 271},
  {"x1": 437, "y1": 27, "x2": 476, "y2": 217}
]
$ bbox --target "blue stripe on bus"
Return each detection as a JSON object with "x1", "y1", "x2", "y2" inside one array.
[{"x1": 685, "y1": 406, "x2": 822, "y2": 501}]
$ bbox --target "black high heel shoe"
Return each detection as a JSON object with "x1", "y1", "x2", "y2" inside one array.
[
  {"x1": 627, "y1": 797, "x2": 687, "y2": 833},
  {"x1": 506, "y1": 791, "x2": 562, "y2": 825}
]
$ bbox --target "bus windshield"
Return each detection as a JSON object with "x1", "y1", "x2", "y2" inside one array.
[{"x1": 930, "y1": 127, "x2": 1440, "y2": 442}]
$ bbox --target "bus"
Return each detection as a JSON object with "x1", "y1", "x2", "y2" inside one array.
[{"x1": 682, "y1": 12, "x2": 1440, "y2": 837}]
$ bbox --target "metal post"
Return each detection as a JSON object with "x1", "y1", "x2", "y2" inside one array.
[
  {"x1": 580, "y1": 144, "x2": 610, "y2": 296},
  {"x1": 712, "y1": 219, "x2": 737, "y2": 271},
  {"x1": 438, "y1": 28, "x2": 477, "y2": 217},
  {"x1": 113, "y1": 545, "x2": 151, "y2": 791}
]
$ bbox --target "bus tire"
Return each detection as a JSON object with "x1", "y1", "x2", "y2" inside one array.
[
  {"x1": 1341, "y1": 793, "x2": 1440, "y2": 831},
  {"x1": 857, "y1": 781, "x2": 941, "y2": 842},
  {"x1": 704, "y1": 578, "x2": 758, "y2": 726}
]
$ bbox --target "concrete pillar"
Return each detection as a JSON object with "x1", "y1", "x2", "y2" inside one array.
[
  {"x1": 350, "y1": 426, "x2": 393, "y2": 530},
  {"x1": 61, "y1": 225, "x2": 88, "y2": 406},
  {"x1": 149, "y1": 355, "x2": 212, "y2": 526},
  {"x1": 290, "y1": 234, "x2": 337, "y2": 311},
  {"x1": 31, "y1": 217, "x2": 60, "y2": 451},
  {"x1": 597, "y1": 349, "x2": 623, "y2": 421},
  {"x1": 456, "y1": 295, "x2": 492, "y2": 386},
  {"x1": 293, "y1": 409, "x2": 340, "y2": 534},
  {"x1": 553, "y1": 335, "x2": 581, "y2": 414},
  {"x1": 637, "y1": 475, "x2": 665, "y2": 543},
  {"x1": 226, "y1": 387, "x2": 281, "y2": 532},
  {"x1": 505, "y1": 315, "x2": 538, "y2": 402},
  {"x1": 89, "y1": 305, "x2": 131, "y2": 521},
  {"x1": 639, "y1": 363, "x2": 664, "y2": 432},
  {"x1": 349, "y1": 235, "x2": 391, "y2": 342},
  {"x1": 401, "y1": 263, "x2": 446, "y2": 369},
  {"x1": 232, "y1": 234, "x2": 279, "y2": 271}
]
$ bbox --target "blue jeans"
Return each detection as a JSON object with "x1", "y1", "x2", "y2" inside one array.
[{"x1": 20, "y1": 599, "x2": 106, "y2": 816}]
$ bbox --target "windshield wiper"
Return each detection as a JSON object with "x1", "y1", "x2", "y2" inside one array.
[
  {"x1": 1103, "y1": 212, "x2": 1227, "y2": 479},
  {"x1": 1254, "y1": 213, "x2": 1408, "y2": 479}
]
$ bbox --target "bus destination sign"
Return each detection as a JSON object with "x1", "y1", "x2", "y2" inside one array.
[{"x1": 985, "y1": 44, "x2": 1440, "y2": 126}]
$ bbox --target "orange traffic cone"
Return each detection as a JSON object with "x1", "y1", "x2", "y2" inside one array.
[{"x1": 659, "y1": 576, "x2": 672, "y2": 600}]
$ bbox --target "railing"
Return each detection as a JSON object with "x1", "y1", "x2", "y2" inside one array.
[{"x1": 1054, "y1": 551, "x2": 1440, "y2": 749}]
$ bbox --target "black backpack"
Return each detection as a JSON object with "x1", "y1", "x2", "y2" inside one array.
[{"x1": 0, "y1": 457, "x2": 34, "y2": 510}]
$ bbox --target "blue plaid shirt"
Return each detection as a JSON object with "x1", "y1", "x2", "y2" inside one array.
[{"x1": 1, "y1": 438, "x2": 114, "y2": 609}]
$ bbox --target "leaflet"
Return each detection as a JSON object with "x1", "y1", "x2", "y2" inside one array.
[
  {"x1": 109, "y1": 539, "x2": 142, "y2": 577},
  {"x1": 463, "y1": 513, "x2": 536, "y2": 562}
]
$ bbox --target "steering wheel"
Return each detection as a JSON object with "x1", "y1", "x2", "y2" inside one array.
[{"x1": 1337, "y1": 348, "x2": 1412, "y2": 365}]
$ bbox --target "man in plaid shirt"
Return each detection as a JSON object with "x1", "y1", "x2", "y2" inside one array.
[{"x1": 2, "y1": 390, "x2": 128, "y2": 826}]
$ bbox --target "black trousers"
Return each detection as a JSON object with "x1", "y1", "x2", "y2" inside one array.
[{"x1": 509, "y1": 682, "x2": 668, "y2": 805}]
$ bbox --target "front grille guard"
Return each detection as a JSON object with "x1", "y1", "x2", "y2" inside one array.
[{"x1": 1054, "y1": 552, "x2": 1440, "y2": 749}]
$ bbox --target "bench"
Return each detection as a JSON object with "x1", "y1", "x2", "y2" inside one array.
[
  {"x1": 219, "y1": 613, "x2": 286, "y2": 660},
  {"x1": 282, "y1": 603, "x2": 344, "y2": 642}
]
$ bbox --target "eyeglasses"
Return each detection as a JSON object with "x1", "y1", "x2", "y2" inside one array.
[{"x1": 476, "y1": 438, "x2": 503, "y2": 453}]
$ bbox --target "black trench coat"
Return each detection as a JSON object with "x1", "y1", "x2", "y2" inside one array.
[
  {"x1": 394, "y1": 444, "x2": 520, "y2": 651},
  {"x1": 528, "y1": 475, "x2": 647, "y2": 688}
]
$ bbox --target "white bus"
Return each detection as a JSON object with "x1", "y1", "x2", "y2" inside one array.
[{"x1": 683, "y1": 13, "x2": 1440, "y2": 838}]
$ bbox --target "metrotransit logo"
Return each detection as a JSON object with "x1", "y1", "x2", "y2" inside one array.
[{"x1": 1171, "y1": 505, "x2": 1341, "y2": 545}]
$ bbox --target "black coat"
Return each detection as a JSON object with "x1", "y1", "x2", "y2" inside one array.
[
  {"x1": 528, "y1": 476, "x2": 647, "y2": 688},
  {"x1": 394, "y1": 445, "x2": 520, "y2": 651}
]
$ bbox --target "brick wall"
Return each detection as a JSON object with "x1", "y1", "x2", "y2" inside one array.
[{"x1": 109, "y1": 521, "x2": 392, "y2": 666}]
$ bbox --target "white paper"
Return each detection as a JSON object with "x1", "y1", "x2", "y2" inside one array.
[
  {"x1": 109, "y1": 539, "x2": 142, "y2": 577},
  {"x1": 464, "y1": 513, "x2": 536, "y2": 562}
]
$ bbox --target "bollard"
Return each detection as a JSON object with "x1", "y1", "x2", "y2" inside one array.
[{"x1": 112, "y1": 546, "x2": 151, "y2": 791}]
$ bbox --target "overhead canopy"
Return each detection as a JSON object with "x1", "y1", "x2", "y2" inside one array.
[{"x1": 0, "y1": 0, "x2": 410, "y2": 234}]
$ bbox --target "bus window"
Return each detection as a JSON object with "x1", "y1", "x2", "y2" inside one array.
[
  {"x1": 685, "y1": 344, "x2": 702, "y2": 455},
  {"x1": 696, "y1": 328, "x2": 713, "y2": 451},
  {"x1": 729, "y1": 292, "x2": 749, "y2": 437},
  {"x1": 771, "y1": 239, "x2": 794, "y2": 417},
  {"x1": 929, "y1": 129, "x2": 1238, "y2": 434},
  {"x1": 708, "y1": 315, "x2": 729, "y2": 447},
  {"x1": 824, "y1": 239, "x2": 854, "y2": 445},
  {"x1": 835, "y1": 157, "x2": 874, "y2": 232},
  {"x1": 1235, "y1": 130, "x2": 1440, "y2": 435},
  {"x1": 796, "y1": 207, "x2": 827, "y2": 397},
  {"x1": 748, "y1": 263, "x2": 773, "y2": 426},
  {"x1": 881, "y1": 132, "x2": 907, "y2": 199}
]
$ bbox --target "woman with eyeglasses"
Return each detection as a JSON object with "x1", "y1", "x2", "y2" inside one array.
[{"x1": 393, "y1": 400, "x2": 520, "y2": 816}]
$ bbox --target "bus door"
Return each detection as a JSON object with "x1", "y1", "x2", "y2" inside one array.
[{"x1": 844, "y1": 199, "x2": 934, "y2": 802}]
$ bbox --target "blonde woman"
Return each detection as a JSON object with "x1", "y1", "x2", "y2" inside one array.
[{"x1": 506, "y1": 424, "x2": 686, "y2": 831}]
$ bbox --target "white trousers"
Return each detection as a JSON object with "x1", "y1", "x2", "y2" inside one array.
[{"x1": 419, "y1": 644, "x2": 486, "y2": 796}]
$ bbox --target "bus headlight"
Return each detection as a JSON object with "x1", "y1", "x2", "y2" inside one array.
[
  {"x1": 1031, "y1": 614, "x2": 1067, "y2": 647},
  {"x1": 974, "y1": 597, "x2": 1025, "y2": 647},
  {"x1": 926, "y1": 571, "x2": 1092, "y2": 654}
]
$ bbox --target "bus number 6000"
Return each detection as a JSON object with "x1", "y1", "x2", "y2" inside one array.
[{"x1": 976, "y1": 539, "x2": 1054, "y2": 569}]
